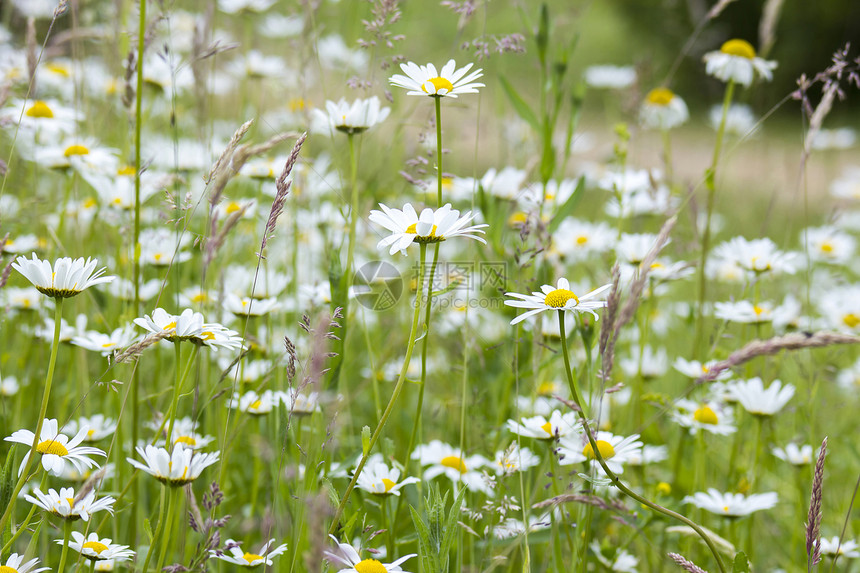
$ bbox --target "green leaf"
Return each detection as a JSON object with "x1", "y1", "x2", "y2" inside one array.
[
  {"x1": 143, "y1": 518, "x2": 153, "y2": 541},
  {"x1": 547, "y1": 175, "x2": 585, "y2": 234},
  {"x1": 500, "y1": 76, "x2": 540, "y2": 133},
  {"x1": 536, "y1": 3, "x2": 549, "y2": 66},
  {"x1": 732, "y1": 551, "x2": 750, "y2": 572}
]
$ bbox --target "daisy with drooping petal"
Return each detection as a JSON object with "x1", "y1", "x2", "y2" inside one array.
[
  {"x1": 713, "y1": 236, "x2": 796, "y2": 276},
  {"x1": 389, "y1": 59, "x2": 483, "y2": 98},
  {"x1": 683, "y1": 488, "x2": 778, "y2": 517},
  {"x1": 126, "y1": 443, "x2": 219, "y2": 486},
  {"x1": 0, "y1": 553, "x2": 50, "y2": 573},
  {"x1": 312, "y1": 97, "x2": 390, "y2": 135},
  {"x1": 557, "y1": 431, "x2": 643, "y2": 475},
  {"x1": 506, "y1": 409, "x2": 580, "y2": 440},
  {"x1": 5, "y1": 418, "x2": 106, "y2": 476},
  {"x1": 671, "y1": 399, "x2": 736, "y2": 435},
  {"x1": 71, "y1": 325, "x2": 138, "y2": 356},
  {"x1": 62, "y1": 415, "x2": 117, "y2": 442},
  {"x1": 504, "y1": 278, "x2": 611, "y2": 325},
  {"x1": 325, "y1": 535, "x2": 416, "y2": 573},
  {"x1": 368, "y1": 203, "x2": 487, "y2": 256},
  {"x1": 133, "y1": 308, "x2": 205, "y2": 341},
  {"x1": 60, "y1": 531, "x2": 135, "y2": 562},
  {"x1": 210, "y1": 539, "x2": 288, "y2": 567},
  {"x1": 355, "y1": 461, "x2": 420, "y2": 496},
  {"x1": 820, "y1": 537, "x2": 860, "y2": 559},
  {"x1": 703, "y1": 39, "x2": 777, "y2": 87},
  {"x1": 640, "y1": 87, "x2": 689, "y2": 130},
  {"x1": 411, "y1": 440, "x2": 493, "y2": 495},
  {"x1": 729, "y1": 377, "x2": 794, "y2": 416},
  {"x1": 25, "y1": 486, "x2": 115, "y2": 521},
  {"x1": 772, "y1": 443, "x2": 813, "y2": 466},
  {"x1": 673, "y1": 357, "x2": 732, "y2": 381},
  {"x1": 12, "y1": 253, "x2": 115, "y2": 298}
]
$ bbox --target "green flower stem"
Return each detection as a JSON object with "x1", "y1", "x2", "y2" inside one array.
[
  {"x1": 328, "y1": 243, "x2": 428, "y2": 535},
  {"x1": 141, "y1": 484, "x2": 167, "y2": 573},
  {"x1": 435, "y1": 96, "x2": 443, "y2": 207},
  {"x1": 156, "y1": 486, "x2": 179, "y2": 573},
  {"x1": 0, "y1": 297, "x2": 64, "y2": 534},
  {"x1": 694, "y1": 79, "x2": 735, "y2": 356},
  {"x1": 165, "y1": 340, "x2": 183, "y2": 446},
  {"x1": 345, "y1": 133, "x2": 359, "y2": 282},
  {"x1": 57, "y1": 520, "x2": 73, "y2": 573},
  {"x1": 556, "y1": 310, "x2": 727, "y2": 573}
]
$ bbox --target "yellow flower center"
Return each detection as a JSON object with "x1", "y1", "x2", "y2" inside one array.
[
  {"x1": 26, "y1": 100, "x2": 54, "y2": 118},
  {"x1": 646, "y1": 87, "x2": 675, "y2": 106},
  {"x1": 508, "y1": 212, "x2": 528, "y2": 226},
  {"x1": 544, "y1": 288, "x2": 579, "y2": 308},
  {"x1": 693, "y1": 406, "x2": 719, "y2": 425},
  {"x1": 421, "y1": 76, "x2": 454, "y2": 95},
  {"x1": 820, "y1": 242, "x2": 834, "y2": 254},
  {"x1": 226, "y1": 201, "x2": 242, "y2": 214},
  {"x1": 575, "y1": 235, "x2": 588, "y2": 245},
  {"x1": 37, "y1": 439, "x2": 69, "y2": 456},
  {"x1": 753, "y1": 305, "x2": 764, "y2": 315},
  {"x1": 720, "y1": 39, "x2": 756, "y2": 59},
  {"x1": 405, "y1": 223, "x2": 438, "y2": 237},
  {"x1": 163, "y1": 320, "x2": 176, "y2": 330},
  {"x1": 242, "y1": 553, "x2": 263, "y2": 564},
  {"x1": 582, "y1": 439, "x2": 616, "y2": 460},
  {"x1": 843, "y1": 313, "x2": 860, "y2": 328},
  {"x1": 723, "y1": 505, "x2": 730, "y2": 513},
  {"x1": 82, "y1": 541, "x2": 109, "y2": 554},
  {"x1": 288, "y1": 97, "x2": 305, "y2": 112},
  {"x1": 83, "y1": 198, "x2": 98, "y2": 208},
  {"x1": 191, "y1": 293, "x2": 208, "y2": 303},
  {"x1": 0, "y1": 567, "x2": 16, "y2": 573},
  {"x1": 657, "y1": 482, "x2": 671, "y2": 495},
  {"x1": 66, "y1": 497, "x2": 76, "y2": 508},
  {"x1": 537, "y1": 381, "x2": 556, "y2": 396},
  {"x1": 355, "y1": 559, "x2": 388, "y2": 573},
  {"x1": 47, "y1": 63, "x2": 70, "y2": 77},
  {"x1": 64, "y1": 144, "x2": 90, "y2": 157},
  {"x1": 117, "y1": 165, "x2": 136, "y2": 176},
  {"x1": 87, "y1": 428, "x2": 97, "y2": 437},
  {"x1": 249, "y1": 399, "x2": 262, "y2": 410},
  {"x1": 541, "y1": 421, "x2": 553, "y2": 435},
  {"x1": 440, "y1": 455, "x2": 467, "y2": 474},
  {"x1": 382, "y1": 478, "x2": 397, "y2": 492},
  {"x1": 199, "y1": 331, "x2": 216, "y2": 340},
  {"x1": 175, "y1": 435, "x2": 196, "y2": 446}
]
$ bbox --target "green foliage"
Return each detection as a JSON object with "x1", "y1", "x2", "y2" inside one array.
[
  {"x1": 732, "y1": 551, "x2": 750, "y2": 572},
  {"x1": 547, "y1": 175, "x2": 585, "y2": 234},
  {"x1": 409, "y1": 486, "x2": 467, "y2": 573}
]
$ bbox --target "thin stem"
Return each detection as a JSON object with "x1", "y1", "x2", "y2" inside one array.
[
  {"x1": 141, "y1": 484, "x2": 167, "y2": 573},
  {"x1": 156, "y1": 486, "x2": 178, "y2": 573},
  {"x1": 345, "y1": 132, "x2": 360, "y2": 282},
  {"x1": 57, "y1": 520, "x2": 73, "y2": 573},
  {"x1": 694, "y1": 79, "x2": 735, "y2": 356},
  {"x1": 0, "y1": 297, "x2": 64, "y2": 534},
  {"x1": 435, "y1": 96, "x2": 443, "y2": 207},
  {"x1": 165, "y1": 340, "x2": 182, "y2": 446},
  {"x1": 557, "y1": 310, "x2": 727, "y2": 573},
  {"x1": 328, "y1": 243, "x2": 428, "y2": 534}
]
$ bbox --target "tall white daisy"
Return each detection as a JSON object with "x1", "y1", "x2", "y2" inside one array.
[
  {"x1": 368, "y1": 203, "x2": 487, "y2": 256},
  {"x1": 5, "y1": 418, "x2": 105, "y2": 476},
  {"x1": 325, "y1": 535, "x2": 416, "y2": 573},
  {"x1": 389, "y1": 59, "x2": 484, "y2": 98},
  {"x1": 12, "y1": 254, "x2": 115, "y2": 298},
  {"x1": 504, "y1": 278, "x2": 611, "y2": 325},
  {"x1": 126, "y1": 443, "x2": 219, "y2": 486},
  {"x1": 210, "y1": 539, "x2": 288, "y2": 567},
  {"x1": 703, "y1": 39, "x2": 777, "y2": 87}
]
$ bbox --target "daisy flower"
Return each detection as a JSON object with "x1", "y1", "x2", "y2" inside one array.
[
  {"x1": 506, "y1": 409, "x2": 580, "y2": 440},
  {"x1": 557, "y1": 431, "x2": 643, "y2": 475},
  {"x1": 60, "y1": 532, "x2": 135, "y2": 562},
  {"x1": 709, "y1": 103, "x2": 758, "y2": 136},
  {"x1": 312, "y1": 97, "x2": 390, "y2": 135},
  {"x1": 683, "y1": 488, "x2": 778, "y2": 517},
  {"x1": 504, "y1": 278, "x2": 611, "y2": 325},
  {"x1": 196, "y1": 322, "x2": 244, "y2": 352},
  {"x1": 71, "y1": 325, "x2": 138, "y2": 356},
  {"x1": 389, "y1": 59, "x2": 483, "y2": 98},
  {"x1": 228, "y1": 390, "x2": 280, "y2": 415},
  {"x1": 62, "y1": 415, "x2": 117, "y2": 442},
  {"x1": 126, "y1": 443, "x2": 219, "y2": 486},
  {"x1": 0, "y1": 553, "x2": 50, "y2": 573},
  {"x1": 671, "y1": 399, "x2": 736, "y2": 435},
  {"x1": 368, "y1": 203, "x2": 487, "y2": 256},
  {"x1": 550, "y1": 219, "x2": 615, "y2": 262},
  {"x1": 703, "y1": 39, "x2": 777, "y2": 87},
  {"x1": 640, "y1": 87, "x2": 689, "y2": 130},
  {"x1": 583, "y1": 65, "x2": 636, "y2": 90},
  {"x1": 772, "y1": 443, "x2": 813, "y2": 466},
  {"x1": 492, "y1": 444, "x2": 541, "y2": 475},
  {"x1": 729, "y1": 377, "x2": 794, "y2": 416},
  {"x1": 355, "y1": 461, "x2": 420, "y2": 496},
  {"x1": 325, "y1": 535, "x2": 416, "y2": 573},
  {"x1": 25, "y1": 486, "x2": 115, "y2": 521},
  {"x1": 223, "y1": 293, "x2": 280, "y2": 317},
  {"x1": 133, "y1": 308, "x2": 205, "y2": 341},
  {"x1": 280, "y1": 389, "x2": 321, "y2": 416},
  {"x1": 5, "y1": 418, "x2": 105, "y2": 476},
  {"x1": 12, "y1": 253, "x2": 115, "y2": 298},
  {"x1": 713, "y1": 236, "x2": 796, "y2": 276},
  {"x1": 480, "y1": 166, "x2": 528, "y2": 200},
  {"x1": 590, "y1": 541, "x2": 639, "y2": 573},
  {"x1": 818, "y1": 285, "x2": 860, "y2": 334},
  {"x1": 714, "y1": 300, "x2": 773, "y2": 324},
  {"x1": 673, "y1": 357, "x2": 731, "y2": 381},
  {"x1": 411, "y1": 440, "x2": 493, "y2": 495},
  {"x1": 210, "y1": 539, "x2": 288, "y2": 567},
  {"x1": 820, "y1": 537, "x2": 860, "y2": 558},
  {"x1": 801, "y1": 225, "x2": 856, "y2": 264}
]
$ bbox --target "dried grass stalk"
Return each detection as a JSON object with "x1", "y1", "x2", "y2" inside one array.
[
  {"x1": 806, "y1": 436, "x2": 827, "y2": 568},
  {"x1": 668, "y1": 553, "x2": 708, "y2": 573},
  {"x1": 261, "y1": 132, "x2": 307, "y2": 254}
]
